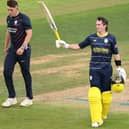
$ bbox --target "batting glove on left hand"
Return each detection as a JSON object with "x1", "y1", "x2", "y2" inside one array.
[
  {"x1": 116, "y1": 67, "x2": 127, "y2": 82},
  {"x1": 56, "y1": 40, "x2": 70, "y2": 48}
]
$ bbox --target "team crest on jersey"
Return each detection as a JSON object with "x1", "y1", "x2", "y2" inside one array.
[
  {"x1": 104, "y1": 38, "x2": 108, "y2": 44},
  {"x1": 14, "y1": 20, "x2": 18, "y2": 25}
]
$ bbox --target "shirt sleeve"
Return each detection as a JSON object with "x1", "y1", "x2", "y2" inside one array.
[
  {"x1": 23, "y1": 15, "x2": 32, "y2": 30},
  {"x1": 79, "y1": 36, "x2": 91, "y2": 49},
  {"x1": 7, "y1": 16, "x2": 9, "y2": 28},
  {"x1": 111, "y1": 35, "x2": 119, "y2": 54}
]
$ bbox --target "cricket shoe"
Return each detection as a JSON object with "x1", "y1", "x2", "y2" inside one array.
[
  {"x1": 92, "y1": 120, "x2": 103, "y2": 128},
  {"x1": 20, "y1": 98, "x2": 33, "y2": 107},
  {"x1": 2, "y1": 98, "x2": 17, "y2": 107}
]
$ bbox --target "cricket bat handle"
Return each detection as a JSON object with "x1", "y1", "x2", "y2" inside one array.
[{"x1": 54, "y1": 30, "x2": 61, "y2": 40}]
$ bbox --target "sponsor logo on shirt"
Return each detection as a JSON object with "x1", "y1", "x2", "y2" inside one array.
[{"x1": 8, "y1": 27, "x2": 17, "y2": 33}]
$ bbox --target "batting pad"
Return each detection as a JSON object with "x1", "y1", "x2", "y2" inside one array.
[
  {"x1": 102, "y1": 91, "x2": 112, "y2": 119},
  {"x1": 88, "y1": 87, "x2": 103, "y2": 123}
]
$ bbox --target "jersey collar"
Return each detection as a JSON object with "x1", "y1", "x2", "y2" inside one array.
[{"x1": 97, "y1": 32, "x2": 108, "y2": 37}]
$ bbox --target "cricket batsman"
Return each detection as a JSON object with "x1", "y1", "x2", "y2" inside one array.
[{"x1": 56, "y1": 17, "x2": 126, "y2": 127}]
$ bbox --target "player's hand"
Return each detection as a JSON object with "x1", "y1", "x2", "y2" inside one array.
[
  {"x1": 56, "y1": 40, "x2": 70, "y2": 48},
  {"x1": 116, "y1": 67, "x2": 127, "y2": 82},
  {"x1": 16, "y1": 47, "x2": 24, "y2": 55},
  {"x1": 4, "y1": 48, "x2": 9, "y2": 54}
]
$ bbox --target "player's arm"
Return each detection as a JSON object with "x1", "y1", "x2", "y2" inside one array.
[
  {"x1": 56, "y1": 37, "x2": 90, "y2": 50},
  {"x1": 20, "y1": 14, "x2": 32, "y2": 50},
  {"x1": 113, "y1": 54, "x2": 121, "y2": 67},
  {"x1": 111, "y1": 35, "x2": 122, "y2": 67},
  {"x1": 4, "y1": 30, "x2": 10, "y2": 53},
  {"x1": 21, "y1": 29, "x2": 32, "y2": 49},
  {"x1": 56, "y1": 40, "x2": 80, "y2": 50},
  {"x1": 16, "y1": 29, "x2": 32, "y2": 55},
  {"x1": 16, "y1": 15, "x2": 32, "y2": 55},
  {"x1": 68, "y1": 44, "x2": 80, "y2": 50}
]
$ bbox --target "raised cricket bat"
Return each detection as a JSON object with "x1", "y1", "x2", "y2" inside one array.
[{"x1": 38, "y1": 1, "x2": 61, "y2": 40}]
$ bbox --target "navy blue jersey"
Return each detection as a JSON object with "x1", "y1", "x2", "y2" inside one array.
[
  {"x1": 79, "y1": 33, "x2": 119, "y2": 69},
  {"x1": 7, "y1": 13, "x2": 32, "y2": 49}
]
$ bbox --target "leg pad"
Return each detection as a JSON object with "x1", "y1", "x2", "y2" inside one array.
[
  {"x1": 102, "y1": 91, "x2": 112, "y2": 119},
  {"x1": 88, "y1": 87, "x2": 102, "y2": 123}
]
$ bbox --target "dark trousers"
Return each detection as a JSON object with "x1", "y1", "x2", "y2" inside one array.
[{"x1": 3, "y1": 47, "x2": 33, "y2": 99}]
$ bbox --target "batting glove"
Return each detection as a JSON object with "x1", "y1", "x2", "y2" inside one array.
[
  {"x1": 56, "y1": 40, "x2": 60, "y2": 48},
  {"x1": 116, "y1": 67, "x2": 127, "y2": 82},
  {"x1": 55, "y1": 40, "x2": 69, "y2": 48}
]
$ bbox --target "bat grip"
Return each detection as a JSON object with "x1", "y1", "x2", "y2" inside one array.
[{"x1": 55, "y1": 31, "x2": 61, "y2": 40}]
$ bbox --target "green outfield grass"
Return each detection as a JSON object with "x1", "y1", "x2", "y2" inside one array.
[
  {"x1": 0, "y1": 103, "x2": 128, "y2": 129},
  {"x1": 0, "y1": 0, "x2": 129, "y2": 129}
]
